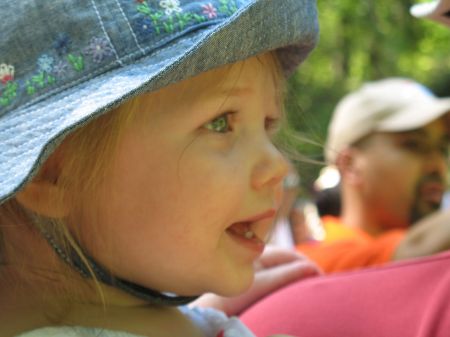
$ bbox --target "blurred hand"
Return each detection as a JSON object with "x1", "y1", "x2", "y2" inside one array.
[
  {"x1": 395, "y1": 209, "x2": 450, "y2": 260},
  {"x1": 192, "y1": 245, "x2": 321, "y2": 316}
]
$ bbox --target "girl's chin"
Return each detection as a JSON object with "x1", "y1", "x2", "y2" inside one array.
[
  {"x1": 166, "y1": 265, "x2": 255, "y2": 297},
  {"x1": 209, "y1": 273, "x2": 255, "y2": 298}
]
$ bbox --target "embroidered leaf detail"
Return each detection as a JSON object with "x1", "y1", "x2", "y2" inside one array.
[
  {"x1": 176, "y1": 12, "x2": 195, "y2": 30},
  {"x1": 163, "y1": 17, "x2": 175, "y2": 33},
  {"x1": 137, "y1": 2, "x2": 164, "y2": 35},
  {"x1": 32, "y1": 72, "x2": 46, "y2": 88},
  {"x1": 26, "y1": 80, "x2": 36, "y2": 95},
  {"x1": 149, "y1": 12, "x2": 163, "y2": 23},
  {"x1": 0, "y1": 81, "x2": 18, "y2": 106},
  {"x1": 192, "y1": 13, "x2": 207, "y2": 23},
  {"x1": 4, "y1": 81, "x2": 17, "y2": 97},
  {"x1": 67, "y1": 54, "x2": 84, "y2": 72},
  {"x1": 136, "y1": 2, "x2": 152, "y2": 16},
  {"x1": 230, "y1": 1, "x2": 238, "y2": 13},
  {"x1": 47, "y1": 75, "x2": 56, "y2": 85},
  {"x1": 219, "y1": 0, "x2": 238, "y2": 15}
]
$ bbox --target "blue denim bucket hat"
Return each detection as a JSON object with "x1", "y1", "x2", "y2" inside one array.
[{"x1": 0, "y1": 0, "x2": 319, "y2": 204}]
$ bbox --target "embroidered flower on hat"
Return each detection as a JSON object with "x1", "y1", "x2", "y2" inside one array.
[
  {"x1": 52, "y1": 60, "x2": 70, "y2": 77},
  {"x1": 135, "y1": 17, "x2": 154, "y2": 35},
  {"x1": 37, "y1": 54, "x2": 55, "y2": 73},
  {"x1": 136, "y1": 3, "x2": 163, "y2": 34},
  {"x1": 135, "y1": 0, "x2": 240, "y2": 37},
  {"x1": 1, "y1": 31, "x2": 116, "y2": 108},
  {"x1": 53, "y1": 33, "x2": 72, "y2": 56},
  {"x1": 84, "y1": 37, "x2": 115, "y2": 63},
  {"x1": 159, "y1": 0, "x2": 182, "y2": 16},
  {"x1": 0, "y1": 63, "x2": 17, "y2": 106},
  {"x1": 0, "y1": 82, "x2": 17, "y2": 106},
  {"x1": 136, "y1": 1, "x2": 204, "y2": 35},
  {"x1": 0, "y1": 0, "x2": 245, "y2": 110},
  {"x1": 202, "y1": 3, "x2": 218, "y2": 18},
  {"x1": 25, "y1": 71, "x2": 55, "y2": 94},
  {"x1": 0, "y1": 64, "x2": 14, "y2": 84}
]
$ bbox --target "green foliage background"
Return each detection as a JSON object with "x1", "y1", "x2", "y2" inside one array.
[{"x1": 286, "y1": 0, "x2": 450, "y2": 192}]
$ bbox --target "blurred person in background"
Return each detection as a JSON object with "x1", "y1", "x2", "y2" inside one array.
[
  {"x1": 287, "y1": 166, "x2": 342, "y2": 246},
  {"x1": 314, "y1": 184, "x2": 341, "y2": 219},
  {"x1": 313, "y1": 165, "x2": 341, "y2": 220},
  {"x1": 296, "y1": 77, "x2": 450, "y2": 273},
  {"x1": 289, "y1": 198, "x2": 324, "y2": 245},
  {"x1": 270, "y1": 169, "x2": 328, "y2": 247}
]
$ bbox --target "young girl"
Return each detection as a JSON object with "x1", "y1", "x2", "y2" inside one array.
[{"x1": 0, "y1": 0, "x2": 319, "y2": 336}]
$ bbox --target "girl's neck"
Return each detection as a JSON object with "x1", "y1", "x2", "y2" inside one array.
[
  {"x1": 1, "y1": 222, "x2": 204, "y2": 337},
  {"x1": 0, "y1": 275, "x2": 203, "y2": 337}
]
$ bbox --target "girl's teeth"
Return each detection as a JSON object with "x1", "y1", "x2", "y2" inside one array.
[
  {"x1": 244, "y1": 230, "x2": 255, "y2": 239},
  {"x1": 228, "y1": 222, "x2": 257, "y2": 240}
]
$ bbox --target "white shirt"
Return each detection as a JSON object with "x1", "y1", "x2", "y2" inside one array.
[{"x1": 16, "y1": 306, "x2": 256, "y2": 337}]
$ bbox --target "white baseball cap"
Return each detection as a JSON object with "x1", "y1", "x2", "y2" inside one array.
[
  {"x1": 410, "y1": 0, "x2": 450, "y2": 26},
  {"x1": 325, "y1": 78, "x2": 450, "y2": 163}
]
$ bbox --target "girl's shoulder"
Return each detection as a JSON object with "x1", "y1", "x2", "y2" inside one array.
[
  {"x1": 16, "y1": 307, "x2": 255, "y2": 337},
  {"x1": 16, "y1": 326, "x2": 143, "y2": 337}
]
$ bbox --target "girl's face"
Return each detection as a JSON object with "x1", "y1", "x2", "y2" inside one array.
[{"x1": 73, "y1": 54, "x2": 289, "y2": 297}]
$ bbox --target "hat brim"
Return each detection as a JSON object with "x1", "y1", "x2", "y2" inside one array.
[{"x1": 0, "y1": 0, "x2": 318, "y2": 203}]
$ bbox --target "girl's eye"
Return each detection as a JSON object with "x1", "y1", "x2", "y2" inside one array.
[
  {"x1": 265, "y1": 117, "x2": 281, "y2": 134},
  {"x1": 203, "y1": 113, "x2": 233, "y2": 133}
]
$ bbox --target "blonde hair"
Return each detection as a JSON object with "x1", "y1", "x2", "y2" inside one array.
[{"x1": 0, "y1": 102, "x2": 138, "y2": 322}]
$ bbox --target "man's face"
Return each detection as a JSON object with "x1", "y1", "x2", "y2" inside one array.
[{"x1": 355, "y1": 117, "x2": 449, "y2": 229}]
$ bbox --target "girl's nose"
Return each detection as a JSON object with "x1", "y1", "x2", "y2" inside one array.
[{"x1": 251, "y1": 141, "x2": 290, "y2": 191}]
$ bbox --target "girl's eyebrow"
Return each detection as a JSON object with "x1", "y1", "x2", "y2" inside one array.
[{"x1": 219, "y1": 86, "x2": 254, "y2": 97}]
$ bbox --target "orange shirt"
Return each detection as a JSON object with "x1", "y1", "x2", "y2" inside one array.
[{"x1": 296, "y1": 216, "x2": 405, "y2": 273}]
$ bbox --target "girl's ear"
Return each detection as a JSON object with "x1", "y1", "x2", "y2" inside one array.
[
  {"x1": 335, "y1": 147, "x2": 363, "y2": 186},
  {"x1": 15, "y1": 181, "x2": 69, "y2": 218}
]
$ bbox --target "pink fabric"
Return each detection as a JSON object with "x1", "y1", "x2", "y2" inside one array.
[{"x1": 240, "y1": 251, "x2": 450, "y2": 337}]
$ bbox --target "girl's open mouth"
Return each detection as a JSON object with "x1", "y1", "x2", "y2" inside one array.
[{"x1": 226, "y1": 221, "x2": 265, "y2": 254}]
